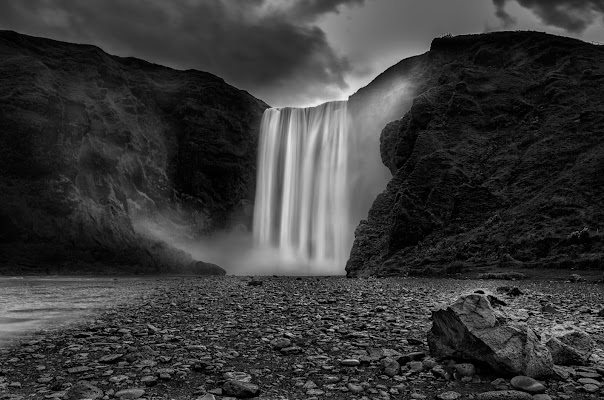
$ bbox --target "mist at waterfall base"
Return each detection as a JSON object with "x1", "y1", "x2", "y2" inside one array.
[{"x1": 136, "y1": 78, "x2": 413, "y2": 275}]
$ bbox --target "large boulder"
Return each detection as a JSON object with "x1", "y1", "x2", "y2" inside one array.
[
  {"x1": 427, "y1": 293, "x2": 555, "y2": 378},
  {"x1": 543, "y1": 324, "x2": 594, "y2": 366}
]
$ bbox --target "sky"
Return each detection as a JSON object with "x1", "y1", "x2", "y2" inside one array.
[{"x1": 0, "y1": 0, "x2": 603, "y2": 107}]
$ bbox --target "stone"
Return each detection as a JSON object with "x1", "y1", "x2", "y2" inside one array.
[
  {"x1": 475, "y1": 390, "x2": 533, "y2": 400},
  {"x1": 63, "y1": 382, "x2": 103, "y2": 400},
  {"x1": 280, "y1": 346, "x2": 302, "y2": 355},
  {"x1": 436, "y1": 391, "x2": 461, "y2": 400},
  {"x1": 582, "y1": 384, "x2": 599, "y2": 393},
  {"x1": 427, "y1": 293, "x2": 554, "y2": 378},
  {"x1": 532, "y1": 395, "x2": 552, "y2": 400},
  {"x1": 223, "y1": 372, "x2": 252, "y2": 383},
  {"x1": 569, "y1": 274, "x2": 584, "y2": 283},
  {"x1": 510, "y1": 376, "x2": 546, "y2": 394},
  {"x1": 578, "y1": 378, "x2": 601, "y2": 386},
  {"x1": 552, "y1": 365, "x2": 572, "y2": 380},
  {"x1": 381, "y1": 357, "x2": 400, "y2": 377},
  {"x1": 543, "y1": 324, "x2": 594, "y2": 366},
  {"x1": 99, "y1": 353, "x2": 123, "y2": 363},
  {"x1": 115, "y1": 388, "x2": 146, "y2": 399},
  {"x1": 222, "y1": 380, "x2": 261, "y2": 398},
  {"x1": 67, "y1": 366, "x2": 91, "y2": 374},
  {"x1": 408, "y1": 361, "x2": 424, "y2": 372},
  {"x1": 141, "y1": 375, "x2": 158, "y2": 386},
  {"x1": 346, "y1": 383, "x2": 364, "y2": 393},
  {"x1": 540, "y1": 303, "x2": 558, "y2": 314},
  {"x1": 340, "y1": 359, "x2": 361, "y2": 367},
  {"x1": 454, "y1": 363, "x2": 476, "y2": 377},
  {"x1": 422, "y1": 357, "x2": 438, "y2": 369}
]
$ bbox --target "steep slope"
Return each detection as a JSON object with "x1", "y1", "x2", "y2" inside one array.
[
  {"x1": 346, "y1": 31, "x2": 604, "y2": 277},
  {"x1": 0, "y1": 31, "x2": 268, "y2": 274}
]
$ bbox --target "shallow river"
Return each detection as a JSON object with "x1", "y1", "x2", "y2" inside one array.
[{"x1": 0, "y1": 276, "x2": 153, "y2": 348}]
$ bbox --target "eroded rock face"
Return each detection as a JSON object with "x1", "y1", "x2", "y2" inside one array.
[
  {"x1": 0, "y1": 31, "x2": 268, "y2": 274},
  {"x1": 427, "y1": 293, "x2": 555, "y2": 378},
  {"x1": 346, "y1": 31, "x2": 604, "y2": 277}
]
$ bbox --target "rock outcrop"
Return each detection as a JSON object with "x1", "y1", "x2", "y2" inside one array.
[
  {"x1": 427, "y1": 293, "x2": 555, "y2": 378},
  {"x1": 0, "y1": 31, "x2": 268, "y2": 274},
  {"x1": 346, "y1": 31, "x2": 604, "y2": 277}
]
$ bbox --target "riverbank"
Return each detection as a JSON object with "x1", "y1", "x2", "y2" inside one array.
[{"x1": 1, "y1": 277, "x2": 603, "y2": 399}]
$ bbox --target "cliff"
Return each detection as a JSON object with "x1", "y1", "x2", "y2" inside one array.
[
  {"x1": 346, "y1": 31, "x2": 604, "y2": 277},
  {"x1": 0, "y1": 31, "x2": 268, "y2": 274}
]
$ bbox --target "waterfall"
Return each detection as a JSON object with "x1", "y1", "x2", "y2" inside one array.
[{"x1": 253, "y1": 101, "x2": 352, "y2": 273}]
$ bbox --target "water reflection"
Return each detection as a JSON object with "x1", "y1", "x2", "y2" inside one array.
[{"x1": 0, "y1": 277, "x2": 150, "y2": 347}]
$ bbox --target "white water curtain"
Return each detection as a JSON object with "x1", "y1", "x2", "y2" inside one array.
[{"x1": 253, "y1": 101, "x2": 351, "y2": 273}]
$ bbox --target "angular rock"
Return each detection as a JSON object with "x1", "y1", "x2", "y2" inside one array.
[
  {"x1": 427, "y1": 293, "x2": 554, "y2": 378},
  {"x1": 543, "y1": 324, "x2": 594, "y2": 366},
  {"x1": 223, "y1": 380, "x2": 260, "y2": 398},
  {"x1": 381, "y1": 357, "x2": 400, "y2": 377}
]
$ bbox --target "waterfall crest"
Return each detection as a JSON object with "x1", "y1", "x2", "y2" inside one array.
[{"x1": 253, "y1": 101, "x2": 352, "y2": 273}]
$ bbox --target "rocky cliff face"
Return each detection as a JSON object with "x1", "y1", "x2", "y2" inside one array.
[
  {"x1": 0, "y1": 31, "x2": 268, "y2": 274},
  {"x1": 346, "y1": 31, "x2": 604, "y2": 277}
]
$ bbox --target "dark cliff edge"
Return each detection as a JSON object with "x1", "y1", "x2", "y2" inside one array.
[
  {"x1": 0, "y1": 31, "x2": 268, "y2": 275},
  {"x1": 346, "y1": 31, "x2": 604, "y2": 277}
]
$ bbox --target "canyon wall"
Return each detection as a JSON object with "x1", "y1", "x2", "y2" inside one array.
[
  {"x1": 0, "y1": 31, "x2": 268, "y2": 274},
  {"x1": 347, "y1": 31, "x2": 604, "y2": 277}
]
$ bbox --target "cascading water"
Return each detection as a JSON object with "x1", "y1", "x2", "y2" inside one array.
[{"x1": 253, "y1": 101, "x2": 353, "y2": 273}]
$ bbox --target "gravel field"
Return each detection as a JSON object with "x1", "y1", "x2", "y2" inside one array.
[{"x1": 0, "y1": 276, "x2": 603, "y2": 400}]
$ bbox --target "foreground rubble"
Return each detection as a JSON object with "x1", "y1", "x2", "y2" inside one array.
[{"x1": 0, "y1": 276, "x2": 603, "y2": 400}]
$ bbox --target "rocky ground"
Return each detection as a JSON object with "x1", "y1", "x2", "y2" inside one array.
[{"x1": 0, "y1": 276, "x2": 603, "y2": 400}]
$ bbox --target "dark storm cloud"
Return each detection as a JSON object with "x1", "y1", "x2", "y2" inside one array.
[
  {"x1": 0, "y1": 0, "x2": 364, "y2": 106},
  {"x1": 493, "y1": 0, "x2": 604, "y2": 32},
  {"x1": 492, "y1": 0, "x2": 517, "y2": 28},
  {"x1": 288, "y1": 0, "x2": 365, "y2": 20}
]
